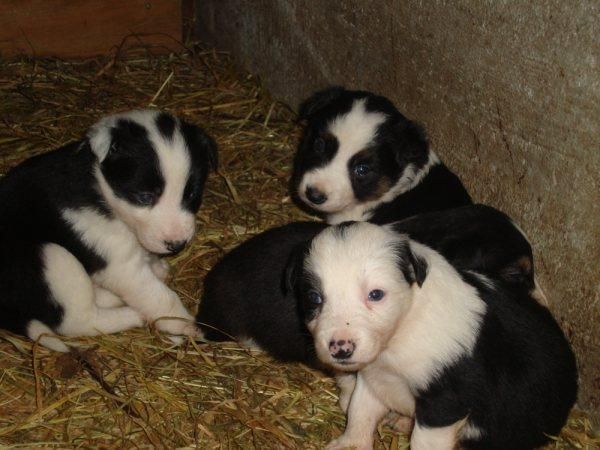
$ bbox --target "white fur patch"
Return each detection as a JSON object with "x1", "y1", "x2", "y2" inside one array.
[
  {"x1": 379, "y1": 240, "x2": 486, "y2": 390},
  {"x1": 460, "y1": 422, "x2": 484, "y2": 440},
  {"x1": 41, "y1": 243, "x2": 143, "y2": 338},
  {"x1": 411, "y1": 419, "x2": 465, "y2": 450},
  {"x1": 298, "y1": 99, "x2": 387, "y2": 214},
  {"x1": 27, "y1": 320, "x2": 69, "y2": 352}
]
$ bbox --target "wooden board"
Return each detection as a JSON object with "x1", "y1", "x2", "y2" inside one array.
[{"x1": 0, "y1": 0, "x2": 183, "y2": 58}]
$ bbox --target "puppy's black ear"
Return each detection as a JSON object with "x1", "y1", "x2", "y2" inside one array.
[
  {"x1": 298, "y1": 86, "x2": 346, "y2": 121},
  {"x1": 393, "y1": 119, "x2": 429, "y2": 168},
  {"x1": 180, "y1": 121, "x2": 219, "y2": 172},
  {"x1": 200, "y1": 132, "x2": 218, "y2": 172},
  {"x1": 282, "y1": 242, "x2": 310, "y2": 295},
  {"x1": 399, "y1": 242, "x2": 428, "y2": 288}
]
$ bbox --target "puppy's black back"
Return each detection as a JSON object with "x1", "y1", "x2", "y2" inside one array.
[
  {"x1": 197, "y1": 221, "x2": 327, "y2": 364},
  {"x1": 369, "y1": 164, "x2": 472, "y2": 224},
  {"x1": 0, "y1": 142, "x2": 107, "y2": 273},
  {"x1": 392, "y1": 204, "x2": 535, "y2": 290},
  {"x1": 425, "y1": 275, "x2": 578, "y2": 449}
]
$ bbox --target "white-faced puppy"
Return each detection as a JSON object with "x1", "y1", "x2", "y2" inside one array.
[
  {"x1": 292, "y1": 87, "x2": 472, "y2": 225},
  {"x1": 289, "y1": 222, "x2": 577, "y2": 450},
  {"x1": 0, "y1": 110, "x2": 217, "y2": 351},
  {"x1": 196, "y1": 205, "x2": 536, "y2": 366}
]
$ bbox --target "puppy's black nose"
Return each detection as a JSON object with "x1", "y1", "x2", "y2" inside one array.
[
  {"x1": 329, "y1": 339, "x2": 355, "y2": 360},
  {"x1": 165, "y1": 240, "x2": 186, "y2": 255},
  {"x1": 305, "y1": 186, "x2": 327, "y2": 205}
]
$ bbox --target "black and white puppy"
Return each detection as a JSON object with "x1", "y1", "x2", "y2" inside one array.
[
  {"x1": 196, "y1": 221, "x2": 327, "y2": 366},
  {"x1": 0, "y1": 110, "x2": 217, "y2": 351},
  {"x1": 291, "y1": 87, "x2": 472, "y2": 225},
  {"x1": 289, "y1": 222, "x2": 577, "y2": 450},
  {"x1": 196, "y1": 205, "x2": 535, "y2": 365}
]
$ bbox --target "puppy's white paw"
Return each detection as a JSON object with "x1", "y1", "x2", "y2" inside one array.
[
  {"x1": 155, "y1": 315, "x2": 199, "y2": 337},
  {"x1": 325, "y1": 436, "x2": 372, "y2": 450},
  {"x1": 383, "y1": 411, "x2": 414, "y2": 434}
]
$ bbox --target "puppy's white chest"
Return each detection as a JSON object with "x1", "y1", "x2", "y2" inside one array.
[
  {"x1": 62, "y1": 207, "x2": 146, "y2": 266},
  {"x1": 361, "y1": 360, "x2": 416, "y2": 417}
]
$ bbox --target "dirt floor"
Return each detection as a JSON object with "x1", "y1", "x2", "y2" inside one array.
[{"x1": 0, "y1": 44, "x2": 596, "y2": 449}]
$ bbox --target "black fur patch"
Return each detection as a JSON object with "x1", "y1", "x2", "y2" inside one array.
[
  {"x1": 155, "y1": 112, "x2": 176, "y2": 140},
  {"x1": 102, "y1": 119, "x2": 164, "y2": 207},
  {"x1": 196, "y1": 221, "x2": 327, "y2": 366},
  {"x1": 396, "y1": 241, "x2": 428, "y2": 287},
  {"x1": 391, "y1": 204, "x2": 535, "y2": 291},
  {"x1": 180, "y1": 120, "x2": 218, "y2": 212}
]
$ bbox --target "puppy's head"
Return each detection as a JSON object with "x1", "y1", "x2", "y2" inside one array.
[
  {"x1": 285, "y1": 222, "x2": 427, "y2": 371},
  {"x1": 292, "y1": 87, "x2": 430, "y2": 218},
  {"x1": 88, "y1": 110, "x2": 217, "y2": 255}
]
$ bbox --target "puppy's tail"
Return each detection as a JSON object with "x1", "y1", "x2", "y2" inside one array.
[{"x1": 27, "y1": 320, "x2": 70, "y2": 352}]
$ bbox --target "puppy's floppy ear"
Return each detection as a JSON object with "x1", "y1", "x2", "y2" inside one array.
[
  {"x1": 298, "y1": 86, "x2": 346, "y2": 121},
  {"x1": 200, "y1": 132, "x2": 218, "y2": 172},
  {"x1": 88, "y1": 116, "x2": 149, "y2": 162},
  {"x1": 180, "y1": 121, "x2": 219, "y2": 172},
  {"x1": 87, "y1": 116, "x2": 118, "y2": 162},
  {"x1": 282, "y1": 241, "x2": 310, "y2": 295},
  {"x1": 399, "y1": 241, "x2": 428, "y2": 288},
  {"x1": 392, "y1": 119, "x2": 429, "y2": 167}
]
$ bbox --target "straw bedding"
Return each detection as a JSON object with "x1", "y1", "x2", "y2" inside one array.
[{"x1": 0, "y1": 43, "x2": 596, "y2": 449}]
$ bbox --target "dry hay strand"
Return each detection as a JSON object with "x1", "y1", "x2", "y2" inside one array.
[{"x1": 0, "y1": 43, "x2": 596, "y2": 449}]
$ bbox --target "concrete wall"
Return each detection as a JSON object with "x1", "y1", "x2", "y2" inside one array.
[{"x1": 195, "y1": 0, "x2": 600, "y2": 422}]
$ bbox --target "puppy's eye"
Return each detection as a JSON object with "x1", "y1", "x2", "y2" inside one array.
[
  {"x1": 353, "y1": 164, "x2": 371, "y2": 178},
  {"x1": 368, "y1": 289, "x2": 385, "y2": 301},
  {"x1": 307, "y1": 290, "x2": 323, "y2": 305},
  {"x1": 135, "y1": 192, "x2": 156, "y2": 206},
  {"x1": 314, "y1": 137, "x2": 326, "y2": 153}
]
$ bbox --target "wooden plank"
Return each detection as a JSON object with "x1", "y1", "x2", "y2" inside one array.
[{"x1": 0, "y1": 0, "x2": 182, "y2": 58}]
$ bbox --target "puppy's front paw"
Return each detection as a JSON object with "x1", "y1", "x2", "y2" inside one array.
[
  {"x1": 154, "y1": 318, "x2": 195, "y2": 335},
  {"x1": 383, "y1": 411, "x2": 413, "y2": 434},
  {"x1": 154, "y1": 312, "x2": 199, "y2": 337},
  {"x1": 325, "y1": 436, "x2": 372, "y2": 450}
]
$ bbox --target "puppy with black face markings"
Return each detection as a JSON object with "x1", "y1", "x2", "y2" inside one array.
[
  {"x1": 289, "y1": 222, "x2": 576, "y2": 450},
  {"x1": 292, "y1": 87, "x2": 472, "y2": 225},
  {"x1": 0, "y1": 110, "x2": 217, "y2": 351}
]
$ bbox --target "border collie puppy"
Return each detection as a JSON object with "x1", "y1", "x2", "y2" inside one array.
[
  {"x1": 291, "y1": 87, "x2": 472, "y2": 225},
  {"x1": 0, "y1": 110, "x2": 217, "y2": 351},
  {"x1": 196, "y1": 204, "x2": 536, "y2": 365},
  {"x1": 288, "y1": 222, "x2": 577, "y2": 450}
]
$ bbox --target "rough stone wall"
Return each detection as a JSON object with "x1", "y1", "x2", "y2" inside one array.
[{"x1": 195, "y1": 0, "x2": 600, "y2": 422}]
